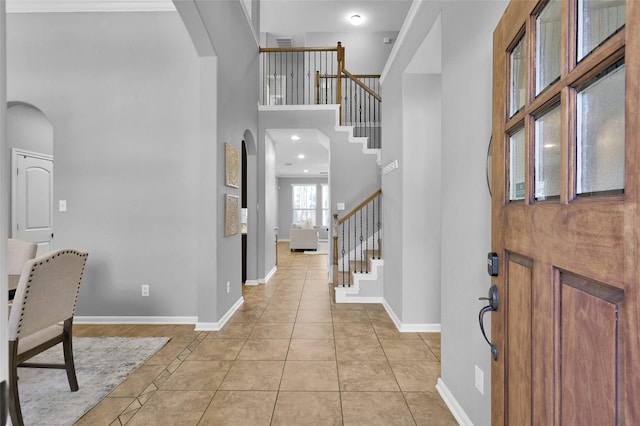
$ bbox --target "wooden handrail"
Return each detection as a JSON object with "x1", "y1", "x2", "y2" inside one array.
[
  {"x1": 337, "y1": 189, "x2": 382, "y2": 225},
  {"x1": 259, "y1": 46, "x2": 338, "y2": 53},
  {"x1": 342, "y1": 68, "x2": 382, "y2": 102},
  {"x1": 320, "y1": 74, "x2": 381, "y2": 79}
]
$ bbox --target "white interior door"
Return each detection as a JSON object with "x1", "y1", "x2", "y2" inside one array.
[{"x1": 12, "y1": 149, "x2": 54, "y2": 256}]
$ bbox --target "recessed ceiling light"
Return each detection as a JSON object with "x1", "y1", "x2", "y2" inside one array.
[
  {"x1": 304, "y1": 169, "x2": 309, "y2": 173},
  {"x1": 298, "y1": 154, "x2": 305, "y2": 159},
  {"x1": 291, "y1": 135, "x2": 300, "y2": 141},
  {"x1": 350, "y1": 14, "x2": 362, "y2": 26}
]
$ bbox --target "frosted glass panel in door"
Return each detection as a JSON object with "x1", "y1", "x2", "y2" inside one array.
[
  {"x1": 536, "y1": 0, "x2": 561, "y2": 94},
  {"x1": 576, "y1": 64, "x2": 625, "y2": 195},
  {"x1": 510, "y1": 128, "x2": 526, "y2": 201},
  {"x1": 535, "y1": 105, "x2": 561, "y2": 200},
  {"x1": 510, "y1": 36, "x2": 526, "y2": 117},
  {"x1": 578, "y1": 0, "x2": 625, "y2": 61}
]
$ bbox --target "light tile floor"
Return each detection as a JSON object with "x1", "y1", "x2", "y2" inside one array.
[{"x1": 74, "y1": 242, "x2": 456, "y2": 425}]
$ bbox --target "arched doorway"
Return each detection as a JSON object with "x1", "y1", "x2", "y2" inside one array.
[{"x1": 7, "y1": 102, "x2": 55, "y2": 255}]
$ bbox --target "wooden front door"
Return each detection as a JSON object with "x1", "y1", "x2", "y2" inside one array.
[{"x1": 491, "y1": 0, "x2": 639, "y2": 424}]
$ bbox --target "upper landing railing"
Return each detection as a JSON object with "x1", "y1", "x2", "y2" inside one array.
[{"x1": 259, "y1": 42, "x2": 382, "y2": 149}]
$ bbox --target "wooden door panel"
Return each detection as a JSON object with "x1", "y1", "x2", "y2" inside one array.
[
  {"x1": 506, "y1": 256, "x2": 532, "y2": 426},
  {"x1": 491, "y1": 0, "x2": 639, "y2": 424},
  {"x1": 500, "y1": 204, "x2": 625, "y2": 286},
  {"x1": 560, "y1": 272, "x2": 623, "y2": 425}
]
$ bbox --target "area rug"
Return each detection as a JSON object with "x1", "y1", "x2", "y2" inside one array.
[
  {"x1": 14, "y1": 336, "x2": 169, "y2": 426},
  {"x1": 305, "y1": 241, "x2": 329, "y2": 255}
]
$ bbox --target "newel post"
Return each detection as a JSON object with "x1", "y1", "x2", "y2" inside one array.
[
  {"x1": 332, "y1": 213, "x2": 339, "y2": 265},
  {"x1": 336, "y1": 41, "x2": 344, "y2": 125}
]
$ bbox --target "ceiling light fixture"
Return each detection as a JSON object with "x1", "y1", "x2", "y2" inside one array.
[
  {"x1": 304, "y1": 169, "x2": 309, "y2": 173},
  {"x1": 291, "y1": 135, "x2": 300, "y2": 141},
  {"x1": 350, "y1": 14, "x2": 362, "y2": 26},
  {"x1": 298, "y1": 154, "x2": 305, "y2": 159}
]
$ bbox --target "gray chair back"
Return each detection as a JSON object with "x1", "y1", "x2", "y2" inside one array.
[{"x1": 9, "y1": 249, "x2": 89, "y2": 342}]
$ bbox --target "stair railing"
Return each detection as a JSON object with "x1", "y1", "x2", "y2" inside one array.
[
  {"x1": 333, "y1": 189, "x2": 382, "y2": 287},
  {"x1": 259, "y1": 42, "x2": 382, "y2": 149},
  {"x1": 259, "y1": 43, "x2": 342, "y2": 106},
  {"x1": 316, "y1": 70, "x2": 382, "y2": 148}
]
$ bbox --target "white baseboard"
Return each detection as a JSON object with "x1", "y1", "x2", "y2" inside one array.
[
  {"x1": 399, "y1": 323, "x2": 441, "y2": 333},
  {"x1": 244, "y1": 280, "x2": 260, "y2": 286},
  {"x1": 258, "y1": 266, "x2": 277, "y2": 284},
  {"x1": 74, "y1": 316, "x2": 198, "y2": 325},
  {"x1": 383, "y1": 299, "x2": 402, "y2": 329},
  {"x1": 382, "y1": 299, "x2": 441, "y2": 332},
  {"x1": 341, "y1": 296, "x2": 384, "y2": 304},
  {"x1": 436, "y1": 378, "x2": 474, "y2": 426},
  {"x1": 195, "y1": 296, "x2": 244, "y2": 331}
]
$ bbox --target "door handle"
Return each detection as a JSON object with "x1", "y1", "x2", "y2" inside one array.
[{"x1": 478, "y1": 285, "x2": 499, "y2": 361}]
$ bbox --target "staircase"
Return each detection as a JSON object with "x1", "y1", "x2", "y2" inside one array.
[
  {"x1": 259, "y1": 41, "x2": 384, "y2": 303},
  {"x1": 332, "y1": 189, "x2": 384, "y2": 303}
]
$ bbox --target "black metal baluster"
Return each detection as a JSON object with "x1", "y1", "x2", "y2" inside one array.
[
  {"x1": 372, "y1": 198, "x2": 376, "y2": 261},
  {"x1": 359, "y1": 209, "x2": 363, "y2": 273},
  {"x1": 366, "y1": 203, "x2": 369, "y2": 273},
  {"x1": 348, "y1": 217, "x2": 351, "y2": 286}
]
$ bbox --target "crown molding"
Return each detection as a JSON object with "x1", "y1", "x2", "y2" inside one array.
[{"x1": 7, "y1": 0, "x2": 177, "y2": 13}]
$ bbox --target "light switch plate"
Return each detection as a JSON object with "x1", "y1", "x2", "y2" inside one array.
[
  {"x1": 59, "y1": 200, "x2": 67, "y2": 212},
  {"x1": 337, "y1": 203, "x2": 345, "y2": 211}
]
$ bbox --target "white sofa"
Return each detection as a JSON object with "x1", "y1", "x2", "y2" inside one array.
[{"x1": 289, "y1": 222, "x2": 318, "y2": 251}]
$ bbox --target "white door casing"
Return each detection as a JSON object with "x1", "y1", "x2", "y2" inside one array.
[{"x1": 11, "y1": 149, "x2": 54, "y2": 256}]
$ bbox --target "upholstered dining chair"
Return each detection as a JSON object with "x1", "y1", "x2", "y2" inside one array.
[
  {"x1": 7, "y1": 238, "x2": 38, "y2": 302},
  {"x1": 8, "y1": 249, "x2": 89, "y2": 426},
  {"x1": 7, "y1": 238, "x2": 38, "y2": 275}
]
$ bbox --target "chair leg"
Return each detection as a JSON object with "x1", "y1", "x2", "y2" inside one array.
[
  {"x1": 63, "y1": 319, "x2": 79, "y2": 391},
  {"x1": 8, "y1": 341, "x2": 24, "y2": 426}
]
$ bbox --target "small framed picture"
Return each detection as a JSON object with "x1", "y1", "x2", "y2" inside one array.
[
  {"x1": 225, "y1": 194, "x2": 240, "y2": 237},
  {"x1": 225, "y1": 143, "x2": 240, "y2": 188}
]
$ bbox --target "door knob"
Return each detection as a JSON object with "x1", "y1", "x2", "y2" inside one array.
[{"x1": 478, "y1": 285, "x2": 498, "y2": 361}]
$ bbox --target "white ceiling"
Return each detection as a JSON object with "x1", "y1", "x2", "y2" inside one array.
[
  {"x1": 261, "y1": 0, "x2": 412, "y2": 178},
  {"x1": 260, "y1": 0, "x2": 412, "y2": 34},
  {"x1": 268, "y1": 129, "x2": 330, "y2": 177}
]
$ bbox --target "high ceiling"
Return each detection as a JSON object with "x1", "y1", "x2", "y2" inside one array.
[
  {"x1": 260, "y1": 0, "x2": 412, "y2": 178},
  {"x1": 260, "y1": 0, "x2": 412, "y2": 34}
]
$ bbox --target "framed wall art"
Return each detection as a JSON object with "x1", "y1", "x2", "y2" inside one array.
[
  {"x1": 225, "y1": 142, "x2": 240, "y2": 188},
  {"x1": 225, "y1": 193, "x2": 240, "y2": 237}
]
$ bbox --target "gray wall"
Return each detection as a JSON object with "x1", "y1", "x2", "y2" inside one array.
[
  {"x1": 192, "y1": 0, "x2": 260, "y2": 320},
  {"x1": 305, "y1": 32, "x2": 399, "y2": 74},
  {"x1": 277, "y1": 176, "x2": 329, "y2": 240},
  {"x1": 259, "y1": 132, "x2": 278, "y2": 278},
  {"x1": 0, "y1": 1, "x2": 9, "y2": 383},
  {"x1": 7, "y1": 103, "x2": 53, "y2": 156},
  {"x1": 440, "y1": 3, "x2": 506, "y2": 424},
  {"x1": 401, "y1": 73, "x2": 441, "y2": 325},
  {"x1": 7, "y1": 11, "x2": 202, "y2": 317},
  {"x1": 381, "y1": 1, "x2": 506, "y2": 424}
]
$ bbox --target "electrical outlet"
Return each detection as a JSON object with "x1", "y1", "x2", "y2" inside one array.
[
  {"x1": 226, "y1": 281, "x2": 231, "y2": 294},
  {"x1": 141, "y1": 284, "x2": 149, "y2": 297},
  {"x1": 475, "y1": 365, "x2": 484, "y2": 395}
]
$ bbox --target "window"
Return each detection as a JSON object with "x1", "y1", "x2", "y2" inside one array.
[
  {"x1": 321, "y1": 184, "x2": 329, "y2": 227},
  {"x1": 292, "y1": 184, "x2": 317, "y2": 225}
]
